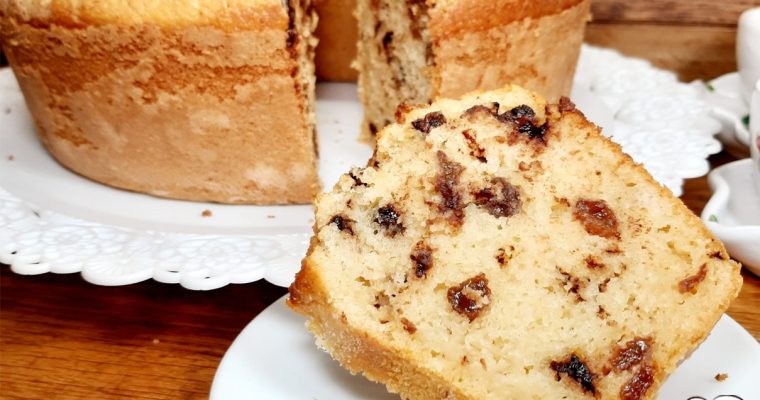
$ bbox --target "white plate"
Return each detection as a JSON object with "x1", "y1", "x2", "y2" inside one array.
[
  {"x1": 211, "y1": 296, "x2": 760, "y2": 400},
  {"x1": 0, "y1": 45, "x2": 722, "y2": 289},
  {"x1": 702, "y1": 159, "x2": 760, "y2": 275},
  {"x1": 699, "y1": 72, "x2": 752, "y2": 158}
]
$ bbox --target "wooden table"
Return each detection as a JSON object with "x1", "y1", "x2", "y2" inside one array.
[{"x1": 2, "y1": 10, "x2": 760, "y2": 400}]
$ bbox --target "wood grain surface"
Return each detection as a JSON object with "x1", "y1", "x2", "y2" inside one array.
[
  {"x1": 591, "y1": 0, "x2": 759, "y2": 26},
  {"x1": 2, "y1": 5, "x2": 760, "y2": 400}
]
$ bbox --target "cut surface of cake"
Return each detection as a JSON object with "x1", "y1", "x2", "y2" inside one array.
[
  {"x1": 288, "y1": 85, "x2": 743, "y2": 399},
  {"x1": 355, "y1": 0, "x2": 590, "y2": 135},
  {"x1": 1, "y1": 0, "x2": 319, "y2": 204}
]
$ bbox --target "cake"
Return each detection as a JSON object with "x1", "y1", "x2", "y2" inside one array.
[
  {"x1": 288, "y1": 85, "x2": 743, "y2": 399},
  {"x1": 313, "y1": 0, "x2": 358, "y2": 81},
  {"x1": 0, "y1": 0, "x2": 319, "y2": 204},
  {"x1": 355, "y1": 0, "x2": 591, "y2": 135}
]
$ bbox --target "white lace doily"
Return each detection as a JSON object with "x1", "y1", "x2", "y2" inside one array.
[{"x1": 0, "y1": 45, "x2": 722, "y2": 289}]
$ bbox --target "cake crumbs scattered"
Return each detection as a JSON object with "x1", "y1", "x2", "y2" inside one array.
[
  {"x1": 267, "y1": 215, "x2": 276, "y2": 219},
  {"x1": 152, "y1": 338, "x2": 160, "y2": 345},
  {"x1": 7, "y1": 155, "x2": 14, "y2": 161},
  {"x1": 714, "y1": 373, "x2": 728, "y2": 382},
  {"x1": 201, "y1": 209, "x2": 213, "y2": 217}
]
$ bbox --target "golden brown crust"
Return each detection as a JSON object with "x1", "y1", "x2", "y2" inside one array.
[
  {"x1": 2, "y1": 0, "x2": 287, "y2": 32},
  {"x1": 289, "y1": 257, "x2": 470, "y2": 400},
  {"x1": 431, "y1": 0, "x2": 591, "y2": 101},
  {"x1": 428, "y1": 0, "x2": 585, "y2": 38},
  {"x1": 313, "y1": 0, "x2": 358, "y2": 81},
  {"x1": 2, "y1": 15, "x2": 319, "y2": 204}
]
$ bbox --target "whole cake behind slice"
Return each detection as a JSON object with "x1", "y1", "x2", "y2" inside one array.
[
  {"x1": 355, "y1": 0, "x2": 590, "y2": 135},
  {"x1": 289, "y1": 86, "x2": 742, "y2": 399},
  {"x1": 1, "y1": 0, "x2": 319, "y2": 204}
]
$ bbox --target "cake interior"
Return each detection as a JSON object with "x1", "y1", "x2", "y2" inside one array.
[
  {"x1": 289, "y1": 0, "x2": 320, "y2": 159},
  {"x1": 355, "y1": 0, "x2": 434, "y2": 135},
  {"x1": 302, "y1": 87, "x2": 741, "y2": 398}
]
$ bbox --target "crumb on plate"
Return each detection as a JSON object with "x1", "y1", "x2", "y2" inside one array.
[
  {"x1": 714, "y1": 373, "x2": 728, "y2": 382},
  {"x1": 201, "y1": 209, "x2": 212, "y2": 217}
]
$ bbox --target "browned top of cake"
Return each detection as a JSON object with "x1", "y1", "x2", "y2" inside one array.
[
  {"x1": 429, "y1": 0, "x2": 587, "y2": 37},
  {"x1": 1, "y1": 0, "x2": 287, "y2": 31}
]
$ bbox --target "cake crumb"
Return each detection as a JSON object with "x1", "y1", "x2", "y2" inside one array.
[
  {"x1": 714, "y1": 373, "x2": 728, "y2": 382},
  {"x1": 201, "y1": 209, "x2": 212, "y2": 217},
  {"x1": 267, "y1": 214, "x2": 276, "y2": 219},
  {"x1": 7, "y1": 155, "x2": 14, "y2": 161}
]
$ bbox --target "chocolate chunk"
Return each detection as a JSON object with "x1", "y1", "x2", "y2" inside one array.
[
  {"x1": 447, "y1": 273, "x2": 491, "y2": 322},
  {"x1": 472, "y1": 178, "x2": 521, "y2": 218},
  {"x1": 435, "y1": 151, "x2": 465, "y2": 226},
  {"x1": 611, "y1": 337, "x2": 652, "y2": 372},
  {"x1": 550, "y1": 354, "x2": 596, "y2": 395},
  {"x1": 410, "y1": 241, "x2": 433, "y2": 278},
  {"x1": 412, "y1": 111, "x2": 446, "y2": 134},
  {"x1": 574, "y1": 199, "x2": 620, "y2": 239},
  {"x1": 329, "y1": 214, "x2": 354, "y2": 235},
  {"x1": 678, "y1": 264, "x2": 708, "y2": 294},
  {"x1": 620, "y1": 365, "x2": 655, "y2": 400},
  {"x1": 369, "y1": 123, "x2": 379, "y2": 136},
  {"x1": 375, "y1": 204, "x2": 405, "y2": 237}
]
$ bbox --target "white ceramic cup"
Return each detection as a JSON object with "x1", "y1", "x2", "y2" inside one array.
[
  {"x1": 738, "y1": 8, "x2": 760, "y2": 103},
  {"x1": 750, "y1": 79, "x2": 760, "y2": 195}
]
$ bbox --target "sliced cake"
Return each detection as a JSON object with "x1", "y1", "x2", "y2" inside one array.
[
  {"x1": 355, "y1": 0, "x2": 591, "y2": 135},
  {"x1": 1, "y1": 0, "x2": 319, "y2": 204},
  {"x1": 289, "y1": 85, "x2": 742, "y2": 399}
]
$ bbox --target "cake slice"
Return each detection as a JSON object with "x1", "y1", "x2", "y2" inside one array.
[
  {"x1": 288, "y1": 85, "x2": 742, "y2": 399},
  {"x1": 1, "y1": 0, "x2": 319, "y2": 204},
  {"x1": 355, "y1": 0, "x2": 590, "y2": 135}
]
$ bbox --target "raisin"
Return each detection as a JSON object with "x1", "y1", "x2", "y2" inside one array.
[
  {"x1": 369, "y1": 123, "x2": 379, "y2": 136},
  {"x1": 461, "y1": 129, "x2": 487, "y2": 162},
  {"x1": 550, "y1": 354, "x2": 596, "y2": 395},
  {"x1": 400, "y1": 317, "x2": 417, "y2": 334},
  {"x1": 348, "y1": 169, "x2": 367, "y2": 187},
  {"x1": 472, "y1": 178, "x2": 521, "y2": 218},
  {"x1": 498, "y1": 105, "x2": 548, "y2": 142},
  {"x1": 447, "y1": 273, "x2": 491, "y2": 322},
  {"x1": 585, "y1": 256, "x2": 605, "y2": 270},
  {"x1": 375, "y1": 204, "x2": 404, "y2": 237},
  {"x1": 574, "y1": 199, "x2": 620, "y2": 239},
  {"x1": 620, "y1": 364, "x2": 655, "y2": 400},
  {"x1": 411, "y1": 111, "x2": 446, "y2": 134},
  {"x1": 559, "y1": 97, "x2": 576, "y2": 112},
  {"x1": 462, "y1": 103, "x2": 499, "y2": 119},
  {"x1": 678, "y1": 264, "x2": 708, "y2": 294},
  {"x1": 382, "y1": 31, "x2": 393, "y2": 50},
  {"x1": 611, "y1": 337, "x2": 652, "y2": 372},
  {"x1": 410, "y1": 241, "x2": 433, "y2": 278},
  {"x1": 435, "y1": 151, "x2": 465, "y2": 226},
  {"x1": 329, "y1": 214, "x2": 354, "y2": 235},
  {"x1": 709, "y1": 251, "x2": 726, "y2": 260}
]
